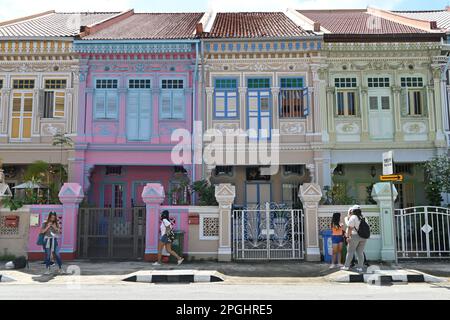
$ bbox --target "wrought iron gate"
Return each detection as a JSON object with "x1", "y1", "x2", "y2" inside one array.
[
  {"x1": 232, "y1": 203, "x2": 304, "y2": 260},
  {"x1": 395, "y1": 206, "x2": 450, "y2": 258},
  {"x1": 78, "y1": 207, "x2": 146, "y2": 259}
]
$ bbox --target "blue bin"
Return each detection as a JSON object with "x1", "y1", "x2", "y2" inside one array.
[{"x1": 321, "y1": 230, "x2": 333, "y2": 263}]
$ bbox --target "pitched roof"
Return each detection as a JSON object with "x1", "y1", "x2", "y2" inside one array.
[
  {"x1": 0, "y1": 11, "x2": 120, "y2": 37},
  {"x1": 203, "y1": 12, "x2": 315, "y2": 38},
  {"x1": 394, "y1": 9, "x2": 450, "y2": 31},
  {"x1": 82, "y1": 13, "x2": 204, "y2": 40},
  {"x1": 298, "y1": 9, "x2": 429, "y2": 34}
]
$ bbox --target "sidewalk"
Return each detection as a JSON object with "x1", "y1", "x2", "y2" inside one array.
[{"x1": 1, "y1": 259, "x2": 449, "y2": 279}]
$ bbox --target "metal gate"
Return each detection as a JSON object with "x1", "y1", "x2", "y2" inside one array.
[
  {"x1": 78, "y1": 207, "x2": 146, "y2": 259},
  {"x1": 232, "y1": 203, "x2": 304, "y2": 260},
  {"x1": 395, "y1": 206, "x2": 450, "y2": 259}
]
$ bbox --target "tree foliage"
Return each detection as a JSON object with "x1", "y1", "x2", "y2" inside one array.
[{"x1": 422, "y1": 155, "x2": 450, "y2": 206}]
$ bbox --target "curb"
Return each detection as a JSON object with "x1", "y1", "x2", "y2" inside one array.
[
  {"x1": 0, "y1": 274, "x2": 16, "y2": 283},
  {"x1": 335, "y1": 271, "x2": 444, "y2": 284},
  {"x1": 123, "y1": 271, "x2": 224, "y2": 283}
]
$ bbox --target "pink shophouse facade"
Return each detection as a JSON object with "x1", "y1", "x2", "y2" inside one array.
[{"x1": 71, "y1": 13, "x2": 203, "y2": 209}]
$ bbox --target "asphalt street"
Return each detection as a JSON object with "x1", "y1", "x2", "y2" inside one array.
[{"x1": 1, "y1": 281, "x2": 450, "y2": 300}]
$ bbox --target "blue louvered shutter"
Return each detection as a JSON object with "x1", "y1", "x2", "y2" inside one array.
[
  {"x1": 106, "y1": 91, "x2": 118, "y2": 119},
  {"x1": 94, "y1": 91, "x2": 106, "y2": 119},
  {"x1": 127, "y1": 91, "x2": 139, "y2": 140},
  {"x1": 172, "y1": 91, "x2": 185, "y2": 119},
  {"x1": 160, "y1": 91, "x2": 172, "y2": 119},
  {"x1": 139, "y1": 91, "x2": 152, "y2": 140}
]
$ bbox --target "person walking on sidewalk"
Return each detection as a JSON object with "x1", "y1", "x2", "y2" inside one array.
[
  {"x1": 330, "y1": 212, "x2": 344, "y2": 269},
  {"x1": 342, "y1": 207, "x2": 367, "y2": 273},
  {"x1": 153, "y1": 210, "x2": 184, "y2": 266},
  {"x1": 41, "y1": 212, "x2": 63, "y2": 275}
]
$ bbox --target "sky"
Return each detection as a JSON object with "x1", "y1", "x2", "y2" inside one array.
[{"x1": 0, "y1": 0, "x2": 448, "y2": 21}]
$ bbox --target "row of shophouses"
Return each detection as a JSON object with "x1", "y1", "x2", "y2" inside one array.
[{"x1": 1, "y1": 7, "x2": 450, "y2": 211}]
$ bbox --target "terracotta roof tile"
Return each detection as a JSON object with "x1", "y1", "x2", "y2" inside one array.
[
  {"x1": 204, "y1": 12, "x2": 314, "y2": 38},
  {"x1": 0, "y1": 12, "x2": 120, "y2": 37},
  {"x1": 394, "y1": 10, "x2": 450, "y2": 31},
  {"x1": 83, "y1": 13, "x2": 204, "y2": 40},
  {"x1": 298, "y1": 9, "x2": 428, "y2": 34}
]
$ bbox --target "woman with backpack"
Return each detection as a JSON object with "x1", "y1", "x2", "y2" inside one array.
[
  {"x1": 40, "y1": 212, "x2": 63, "y2": 275},
  {"x1": 330, "y1": 212, "x2": 344, "y2": 268},
  {"x1": 342, "y1": 206, "x2": 369, "y2": 272},
  {"x1": 153, "y1": 210, "x2": 184, "y2": 266}
]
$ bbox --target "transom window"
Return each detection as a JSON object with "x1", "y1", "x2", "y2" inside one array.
[
  {"x1": 45, "y1": 79, "x2": 67, "y2": 89},
  {"x1": 214, "y1": 166, "x2": 233, "y2": 176},
  {"x1": 248, "y1": 78, "x2": 270, "y2": 89},
  {"x1": 281, "y1": 78, "x2": 303, "y2": 88},
  {"x1": 96, "y1": 79, "x2": 118, "y2": 89},
  {"x1": 283, "y1": 165, "x2": 305, "y2": 176},
  {"x1": 129, "y1": 79, "x2": 151, "y2": 89},
  {"x1": 162, "y1": 79, "x2": 184, "y2": 89},
  {"x1": 335, "y1": 78, "x2": 357, "y2": 88},
  {"x1": 105, "y1": 166, "x2": 122, "y2": 176},
  {"x1": 215, "y1": 79, "x2": 237, "y2": 89},
  {"x1": 13, "y1": 79, "x2": 35, "y2": 89},
  {"x1": 401, "y1": 77, "x2": 424, "y2": 88},
  {"x1": 280, "y1": 77, "x2": 308, "y2": 118},
  {"x1": 368, "y1": 77, "x2": 390, "y2": 88},
  {"x1": 214, "y1": 78, "x2": 238, "y2": 118}
]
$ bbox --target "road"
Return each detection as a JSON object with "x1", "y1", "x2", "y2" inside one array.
[{"x1": 1, "y1": 281, "x2": 450, "y2": 300}]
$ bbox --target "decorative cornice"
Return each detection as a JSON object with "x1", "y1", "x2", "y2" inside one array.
[
  {"x1": 73, "y1": 42, "x2": 193, "y2": 54},
  {"x1": 204, "y1": 40, "x2": 322, "y2": 54}
]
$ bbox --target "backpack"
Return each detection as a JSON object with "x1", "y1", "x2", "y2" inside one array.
[
  {"x1": 13, "y1": 256, "x2": 28, "y2": 269},
  {"x1": 355, "y1": 217, "x2": 371, "y2": 239}
]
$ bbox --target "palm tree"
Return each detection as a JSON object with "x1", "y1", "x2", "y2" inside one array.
[{"x1": 52, "y1": 132, "x2": 73, "y2": 188}]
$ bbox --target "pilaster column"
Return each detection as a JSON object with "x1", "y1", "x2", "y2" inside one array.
[
  {"x1": 142, "y1": 183, "x2": 165, "y2": 261},
  {"x1": 299, "y1": 184, "x2": 322, "y2": 261},
  {"x1": 238, "y1": 87, "x2": 247, "y2": 130},
  {"x1": 117, "y1": 88, "x2": 127, "y2": 143},
  {"x1": 306, "y1": 86, "x2": 314, "y2": 134},
  {"x1": 360, "y1": 86, "x2": 369, "y2": 142},
  {"x1": 310, "y1": 64, "x2": 322, "y2": 135},
  {"x1": 206, "y1": 87, "x2": 214, "y2": 131},
  {"x1": 151, "y1": 88, "x2": 160, "y2": 143},
  {"x1": 215, "y1": 184, "x2": 236, "y2": 262},
  {"x1": 58, "y1": 183, "x2": 84, "y2": 259},
  {"x1": 66, "y1": 89, "x2": 74, "y2": 134},
  {"x1": 318, "y1": 68, "x2": 329, "y2": 142},
  {"x1": 326, "y1": 86, "x2": 335, "y2": 141},
  {"x1": 32, "y1": 88, "x2": 41, "y2": 137},
  {"x1": 85, "y1": 88, "x2": 94, "y2": 143},
  {"x1": 372, "y1": 182, "x2": 398, "y2": 262},
  {"x1": 0, "y1": 89, "x2": 11, "y2": 135},
  {"x1": 432, "y1": 66, "x2": 446, "y2": 144},
  {"x1": 427, "y1": 85, "x2": 436, "y2": 141},
  {"x1": 271, "y1": 87, "x2": 280, "y2": 131},
  {"x1": 391, "y1": 85, "x2": 403, "y2": 141}
]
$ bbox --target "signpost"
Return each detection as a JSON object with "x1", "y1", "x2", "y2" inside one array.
[{"x1": 382, "y1": 151, "x2": 398, "y2": 265}]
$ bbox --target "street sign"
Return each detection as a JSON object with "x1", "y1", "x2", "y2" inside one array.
[
  {"x1": 383, "y1": 151, "x2": 394, "y2": 175},
  {"x1": 380, "y1": 174, "x2": 403, "y2": 182}
]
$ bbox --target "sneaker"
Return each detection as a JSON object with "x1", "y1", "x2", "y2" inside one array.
[
  {"x1": 44, "y1": 269, "x2": 52, "y2": 275},
  {"x1": 329, "y1": 264, "x2": 336, "y2": 269},
  {"x1": 152, "y1": 262, "x2": 161, "y2": 266},
  {"x1": 340, "y1": 266, "x2": 350, "y2": 271},
  {"x1": 177, "y1": 258, "x2": 184, "y2": 265},
  {"x1": 337, "y1": 264, "x2": 344, "y2": 268},
  {"x1": 356, "y1": 268, "x2": 364, "y2": 273}
]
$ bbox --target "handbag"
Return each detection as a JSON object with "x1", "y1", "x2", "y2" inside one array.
[{"x1": 165, "y1": 225, "x2": 175, "y2": 242}]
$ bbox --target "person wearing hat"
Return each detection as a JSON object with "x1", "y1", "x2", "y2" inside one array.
[{"x1": 153, "y1": 210, "x2": 184, "y2": 266}]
